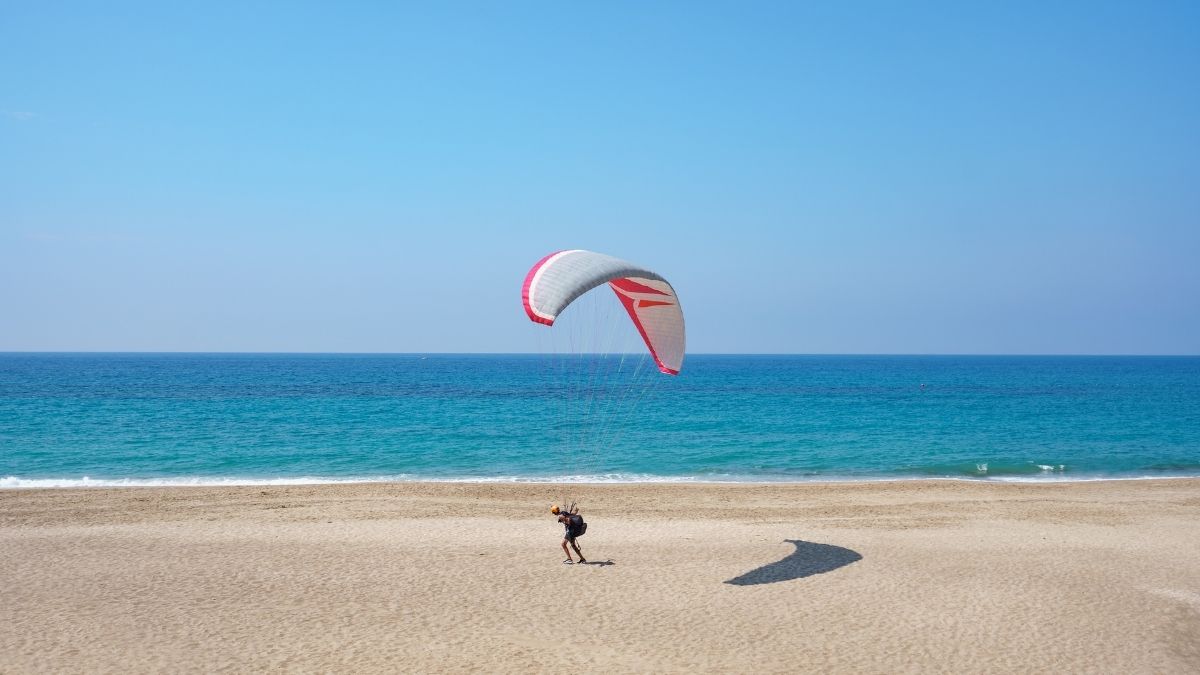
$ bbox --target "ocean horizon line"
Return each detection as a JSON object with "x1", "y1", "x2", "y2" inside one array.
[{"x1": 3, "y1": 351, "x2": 1198, "y2": 358}]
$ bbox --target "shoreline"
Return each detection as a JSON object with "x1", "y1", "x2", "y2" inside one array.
[
  {"x1": 4, "y1": 478, "x2": 1199, "y2": 672},
  {"x1": 5, "y1": 473, "x2": 1200, "y2": 489}
]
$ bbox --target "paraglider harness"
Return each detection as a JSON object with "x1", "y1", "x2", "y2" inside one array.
[
  {"x1": 561, "y1": 502, "x2": 587, "y2": 541},
  {"x1": 566, "y1": 514, "x2": 587, "y2": 539}
]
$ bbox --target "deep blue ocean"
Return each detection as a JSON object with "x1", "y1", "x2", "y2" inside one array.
[{"x1": 2, "y1": 353, "x2": 1198, "y2": 487}]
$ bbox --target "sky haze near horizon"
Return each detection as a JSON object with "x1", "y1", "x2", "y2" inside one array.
[{"x1": 2, "y1": 2, "x2": 1198, "y2": 354}]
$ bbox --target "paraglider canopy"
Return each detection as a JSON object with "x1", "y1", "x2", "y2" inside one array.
[{"x1": 522, "y1": 250, "x2": 685, "y2": 375}]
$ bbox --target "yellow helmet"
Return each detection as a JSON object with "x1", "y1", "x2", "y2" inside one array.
[{"x1": 550, "y1": 505, "x2": 561, "y2": 515}]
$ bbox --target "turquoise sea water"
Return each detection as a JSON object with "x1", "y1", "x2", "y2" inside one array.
[{"x1": 1, "y1": 353, "x2": 1198, "y2": 487}]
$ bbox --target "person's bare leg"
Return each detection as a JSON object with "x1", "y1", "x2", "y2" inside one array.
[
  {"x1": 561, "y1": 539, "x2": 572, "y2": 562},
  {"x1": 571, "y1": 540, "x2": 586, "y2": 563}
]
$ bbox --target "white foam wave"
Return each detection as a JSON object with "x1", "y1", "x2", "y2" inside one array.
[
  {"x1": 3, "y1": 472, "x2": 1198, "y2": 489},
  {"x1": 0, "y1": 475, "x2": 414, "y2": 489},
  {"x1": 0, "y1": 473, "x2": 707, "y2": 489},
  {"x1": 984, "y1": 473, "x2": 1200, "y2": 483}
]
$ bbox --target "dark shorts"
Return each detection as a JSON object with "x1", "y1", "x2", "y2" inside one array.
[{"x1": 564, "y1": 529, "x2": 579, "y2": 543}]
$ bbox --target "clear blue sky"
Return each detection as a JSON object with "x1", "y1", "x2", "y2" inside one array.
[{"x1": 2, "y1": 1, "x2": 1197, "y2": 354}]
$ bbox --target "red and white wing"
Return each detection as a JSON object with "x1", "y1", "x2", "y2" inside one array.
[{"x1": 521, "y1": 250, "x2": 685, "y2": 375}]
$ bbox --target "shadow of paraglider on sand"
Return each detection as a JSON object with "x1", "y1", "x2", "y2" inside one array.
[{"x1": 724, "y1": 539, "x2": 862, "y2": 586}]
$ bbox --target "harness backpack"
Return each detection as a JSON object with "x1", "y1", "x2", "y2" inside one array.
[{"x1": 569, "y1": 514, "x2": 587, "y2": 536}]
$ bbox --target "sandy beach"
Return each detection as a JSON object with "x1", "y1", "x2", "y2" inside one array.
[{"x1": 2, "y1": 479, "x2": 1198, "y2": 673}]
